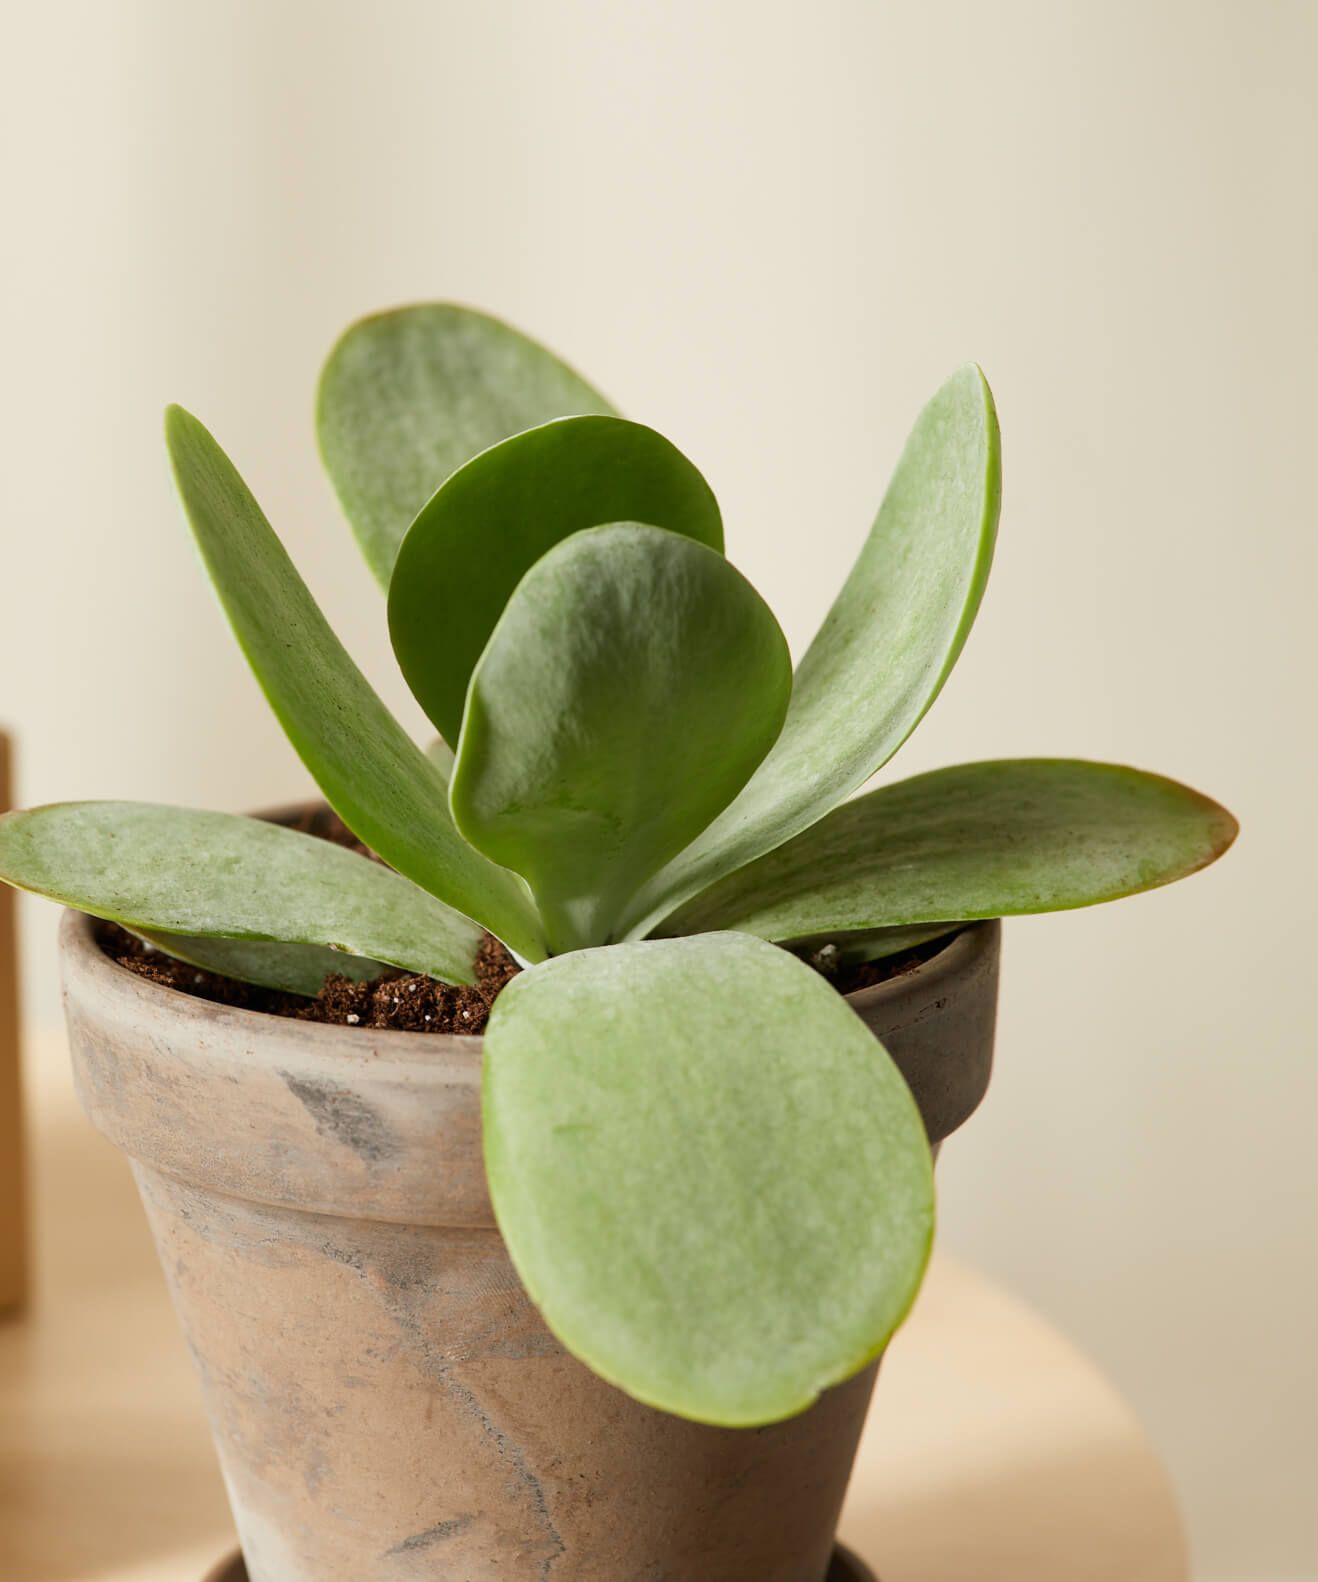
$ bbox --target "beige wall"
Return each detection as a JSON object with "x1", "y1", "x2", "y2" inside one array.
[{"x1": 2, "y1": 2, "x2": 1314, "y2": 1576}]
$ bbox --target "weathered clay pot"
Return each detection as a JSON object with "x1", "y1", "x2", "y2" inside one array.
[{"x1": 62, "y1": 908, "x2": 998, "y2": 1582}]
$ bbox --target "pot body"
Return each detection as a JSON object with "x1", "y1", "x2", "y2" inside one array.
[{"x1": 62, "y1": 911, "x2": 998, "y2": 1582}]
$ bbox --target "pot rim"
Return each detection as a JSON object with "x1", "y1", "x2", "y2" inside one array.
[
  {"x1": 61, "y1": 907, "x2": 997, "y2": 1224},
  {"x1": 62, "y1": 905, "x2": 987, "y2": 1052}
]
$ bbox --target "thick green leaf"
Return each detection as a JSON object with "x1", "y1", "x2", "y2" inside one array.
[
  {"x1": 660, "y1": 760, "x2": 1239, "y2": 941},
  {"x1": 318, "y1": 303, "x2": 616, "y2": 587},
  {"x1": 165, "y1": 406, "x2": 544, "y2": 961},
  {"x1": 389, "y1": 416, "x2": 725, "y2": 745},
  {"x1": 450, "y1": 526, "x2": 791, "y2": 955},
  {"x1": 0, "y1": 803, "x2": 481, "y2": 989},
  {"x1": 483, "y1": 932, "x2": 934, "y2": 1426},
  {"x1": 132, "y1": 931, "x2": 386, "y2": 996},
  {"x1": 620, "y1": 365, "x2": 1001, "y2": 939}
]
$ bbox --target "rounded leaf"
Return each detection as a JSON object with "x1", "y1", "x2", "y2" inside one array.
[
  {"x1": 389, "y1": 416, "x2": 724, "y2": 745},
  {"x1": 483, "y1": 932, "x2": 935, "y2": 1425},
  {"x1": 450, "y1": 526, "x2": 790, "y2": 954}
]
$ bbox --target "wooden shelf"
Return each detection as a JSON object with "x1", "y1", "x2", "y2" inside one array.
[{"x1": 1, "y1": 1034, "x2": 1188, "y2": 1581}]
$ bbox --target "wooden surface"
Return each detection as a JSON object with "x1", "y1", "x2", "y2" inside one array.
[
  {"x1": 0, "y1": 1033, "x2": 1189, "y2": 1582},
  {"x1": 0, "y1": 732, "x2": 26, "y2": 1312}
]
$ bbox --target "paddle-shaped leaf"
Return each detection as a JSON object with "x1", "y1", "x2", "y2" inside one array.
[
  {"x1": 0, "y1": 803, "x2": 481, "y2": 990},
  {"x1": 620, "y1": 365, "x2": 1001, "y2": 939},
  {"x1": 660, "y1": 760, "x2": 1239, "y2": 941},
  {"x1": 389, "y1": 416, "x2": 724, "y2": 745},
  {"x1": 165, "y1": 407, "x2": 544, "y2": 961},
  {"x1": 483, "y1": 932, "x2": 934, "y2": 1426},
  {"x1": 450, "y1": 525, "x2": 791, "y2": 954},
  {"x1": 318, "y1": 303, "x2": 616, "y2": 586}
]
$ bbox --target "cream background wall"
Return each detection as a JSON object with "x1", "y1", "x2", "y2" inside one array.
[{"x1": 2, "y1": 2, "x2": 1314, "y2": 1576}]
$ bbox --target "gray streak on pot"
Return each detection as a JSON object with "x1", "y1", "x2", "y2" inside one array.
[
  {"x1": 282, "y1": 1072, "x2": 399, "y2": 1163},
  {"x1": 61, "y1": 907, "x2": 999, "y2": 1582},
  {"x1": 435, "y1": 1368, "x2": 568, "y2": 1577},
  {"x1": 385, "y1": 1515, "x2": 474, "y2": 1554}
]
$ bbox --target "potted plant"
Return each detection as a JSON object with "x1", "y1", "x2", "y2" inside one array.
[{"x1": 0, "y1": 306, "x2": 1235, "y2": 1582}]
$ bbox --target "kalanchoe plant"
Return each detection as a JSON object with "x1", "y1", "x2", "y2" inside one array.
[{"x1": 0, "y1": 305, "x2": 1237, "y2": 1428}]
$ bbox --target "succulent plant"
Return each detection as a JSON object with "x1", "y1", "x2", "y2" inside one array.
[{"x1": 0, "y1": 306, "x2": 1236, "y2": 1426}]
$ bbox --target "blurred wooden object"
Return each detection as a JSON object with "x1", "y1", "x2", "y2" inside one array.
[
  {"x1": 0, "y1": 730, "x2": 26, "y2": 1312},
  {"x1": 0, "y1": 1033, "x2": 1188, "y2": 1582}
]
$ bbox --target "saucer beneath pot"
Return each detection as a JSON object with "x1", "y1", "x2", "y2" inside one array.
[{"x1": 204, "y1": 1543, "x2": 879, "y2": 1581}]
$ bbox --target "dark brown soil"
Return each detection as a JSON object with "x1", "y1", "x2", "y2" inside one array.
[
  {"x1": 95, "y1": 802, "x2": 951, "y2": 1032},
  {"x1": 97, "y1": 923, "x2": 519, "y2": 1035},
  {"x1": 815, "y1": 934, "x2": 954, "y2": 994}
]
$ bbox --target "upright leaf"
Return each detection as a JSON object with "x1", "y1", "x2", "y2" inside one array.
[
  {"x1": 450, "y1": 526, "x2": 791, "y2": 955},
  {"x1": 318, "y1": 303, "x2": 615, "y2": 586},
  {"x1": 165, "y1": 407, "x2": 544, "y2": 960},
  {"x1": 660, "y1": 759, "x2": 1239, "y2": 941},
  {"x1": 483, "y1": 932, "x2": 934, "y2": 1426},
  {"x1": 0, "y1": 803, "x2": 482, "y2": 990},
  {"x1": 620, "y1": 365, "x2": 1000, "y2": 938},
  {"x1": 389, "y1": 416, "x2": 724, "y2": 745}
]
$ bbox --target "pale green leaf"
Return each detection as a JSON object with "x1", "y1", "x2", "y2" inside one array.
[
  {"x1": 0, "y1": 803, "x2": 481, "y2": 988},
  {"x1": 389, "y1": 416, "x2": 724, "y2": 745},
  {"x1": 165, "y1": 406, "x2": 544, "y2": 960},
  {"x1": 450, "y1": 526, "x2": 791, "y2": 954},
  {"x1": 661, "y1": 760, "x2": 1239, "y2": 941},
  {"x1": 318, "y1": 303, "x2": 615, "y2": 586},
  {"x1": 621, "y1": 365, "x2": 1000, "y2": 939},
  {"x1": 483, "y1": 932, "x2": 934, "y2": 1426}
]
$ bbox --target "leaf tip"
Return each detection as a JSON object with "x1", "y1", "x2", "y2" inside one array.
[
  {"x1": 163, "y1": 403, "x2": 211, "y2": 467},
  {"x1": 1203, "y1": 793, "x2": 1241, "y2": 862}
]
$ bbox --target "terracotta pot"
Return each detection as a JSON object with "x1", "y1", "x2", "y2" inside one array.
[{"x1": 62, "y1": 906, "x2": 998, "y2": 1582}]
